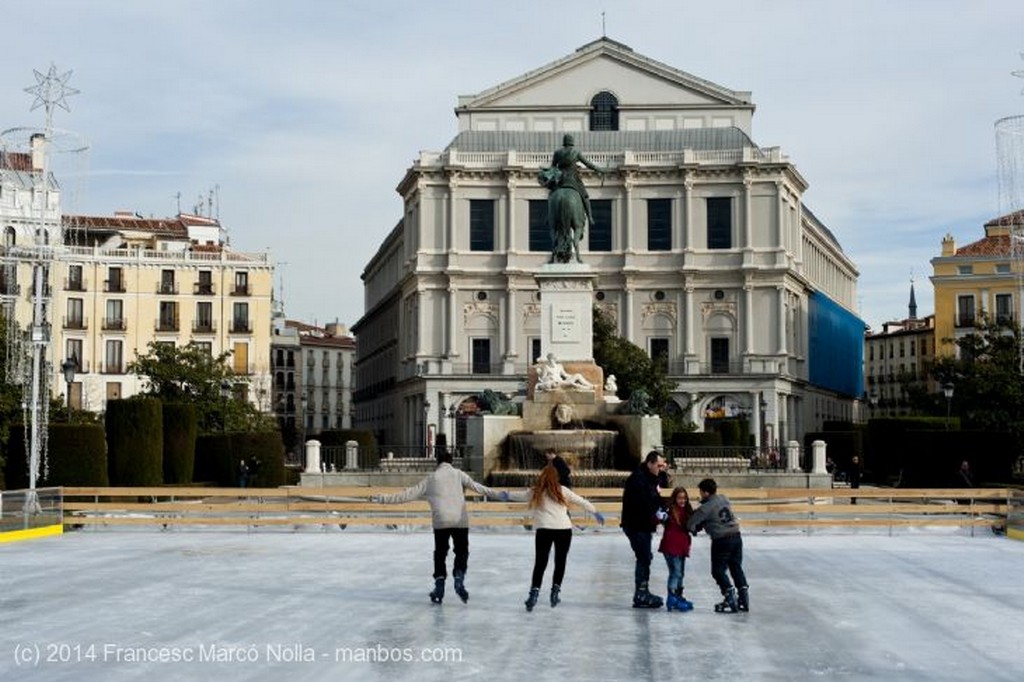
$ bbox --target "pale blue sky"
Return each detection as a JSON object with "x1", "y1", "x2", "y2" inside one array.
[{"x1": 2, "y1": 0, "x2": 1023, "y2": 330}]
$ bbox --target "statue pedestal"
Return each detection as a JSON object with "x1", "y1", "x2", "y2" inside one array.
[{"x1": 536, "y1": 263, "x2": 596, "y2": 363}]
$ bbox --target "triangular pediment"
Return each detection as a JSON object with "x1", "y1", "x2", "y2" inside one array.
[{"x1": 457, "y1": 37, "x2": 752, "y2": 111}]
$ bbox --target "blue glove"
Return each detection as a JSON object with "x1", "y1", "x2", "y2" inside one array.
[
  {"x1": 655, "y1": 509, "x2": 668, "y2": 522},
  {"x1": 594, "y1": 511, "x2": 606, "y2": 526},
  {"x1": 499, "y1": 490, "x2": 511, "y2": 502}
]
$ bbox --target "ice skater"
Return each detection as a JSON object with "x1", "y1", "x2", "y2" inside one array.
[
  {"x1": 506, "y1": 464, "x2": 605, "y2": 611},
  {"x1": 658, "y1": 486, "x2": 694, "y2": 612},
  {"x1": 371, "y1": 450, "x2": 504, "y2": 604},
  {"x1": 687, "y1": 478, "x2": 748, "y2": 613},
  {"x1": 620, "y1": 450, "x2": 668, "y2": 608}
]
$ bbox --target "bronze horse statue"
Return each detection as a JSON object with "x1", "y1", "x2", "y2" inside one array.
[{"x1": 538, "y1": 166, "x2": 586, "y2": 263}]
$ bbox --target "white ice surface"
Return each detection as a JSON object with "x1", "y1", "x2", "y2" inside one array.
[{"x1": 1, "y1": 527, "x2": 1022, "y2": 681}]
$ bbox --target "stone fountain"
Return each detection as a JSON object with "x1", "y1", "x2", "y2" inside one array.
[{"x1": 464, "y1": 263, "x2": 661, "y2": 485}]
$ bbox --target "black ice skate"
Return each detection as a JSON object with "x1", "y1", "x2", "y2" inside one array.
[
  {"x1": 550, "y1": 584, "x2": 561, "y2": 608},
  {"x1": 453, "y1": 571, "x2": 469, "y2": 603},
  {"x1": 632, "y1": 582, "x2": 664, "y2": 609},
  {"x1": 714, "y1": 587, "x2": 738, "y2": 613},
  {"x1": 429, "y1": 578, "x2": 445, "y2": 604},
  {"x1": 525, "y1": 587, "x2": 540, "y2": 612},
  {"x1": 737, "y1": 586, "x2": 749, "y2": 612}
]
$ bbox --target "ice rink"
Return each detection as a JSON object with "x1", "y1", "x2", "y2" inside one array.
[{"x1": 1, "y1": 526, "x2": 1021, "y2": 681}]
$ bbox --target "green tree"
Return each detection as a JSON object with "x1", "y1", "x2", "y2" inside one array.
[
  {"x1": 127, "y1": 341, "x2": 273, "y2": 433},
  {"x1": 930, "y1": 318, "x2": 1024, "y2": 432}
]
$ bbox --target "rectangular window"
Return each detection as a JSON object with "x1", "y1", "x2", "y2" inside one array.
[
  {"x1": 471, "y1": 338, "x2": 491, "y2": 374},
  {"x1": 528, "y1": 200, "x2": 551, "y2": 253},
  {"x1": 707, "y1": 197, "x2": 732, "y2": 249},
  {"x1": 66, "y1": 339, "x2": 84, "y2": 372},
  {"x1": 710, "y1": 338, "x2": 729, "y2": 374},
  {"x1": 104, "y1": 299, "x2": 124, "y2": 330},
  {"x1": 67, "y1": 264, "x2": 84, "y2": 291},
  {"x1": 647, "y1": 199, "x2": 672, "y2": 251},
  {"x1": 469, "y1": 199, "x2": 495, "y2": 251},
  {"x1": 104, "y1": 340, "x2": 123, "y2": 374},
  {"x1": 66, "y1": 298, "x2": 84, "y2": 329},
  {"x1": 233, "y1": 302, "x2": 250, "y2": 333},
  {"x1": 957, "y1": 265, "x2": 973, "y2": 275},
  {"x1": 158, "y1": 301, "x2": 178, "y2": 331},
  {"x1": 996, "y1": 263, "x2": 1011, "y2": 274},
  {"x1": 996, "y1": 293, "x2": 1013, "y2": 325},
  {"x1": 649, "y1": 337, "x2": 670, "y2": 372},
  {"x1": 195, "y1": 301, "x2": 214, "y2": 332},
  {"x1": 193, "y1": 341, "x2": 213, "y2": 356},
  {"x1": 106, "y1": 266, "x2": 124, "y2": 292},
  {"x1": 233, "y1": 342, "x2": 249, "y2": 375},
  {"x1": 956, "y1": 295, "x2": 975, "y2": 327},
  {"x1": 529, "y1": 337, "x2": 542, "y2": 366},
  {"x1": 196, "y1": 270, "x2": 213, "y2": 295},
  {"x1": 159, "y1": 270, "x2": 176, "y2": 294},
  {"x1": 589, "y1": 199, "x2": 612, "y2": 251},
  {"x1": 234, "y1": 271, "x2": 249, "y2": 296}
]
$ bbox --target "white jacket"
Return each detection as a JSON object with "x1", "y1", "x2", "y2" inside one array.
[{"x1": 509, "y1": 486, "x2": 597, "y2": 530}]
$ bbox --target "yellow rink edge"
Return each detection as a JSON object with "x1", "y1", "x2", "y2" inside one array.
[{"x1": 0, "y1": 523, "x2": 64, "y2": 544}]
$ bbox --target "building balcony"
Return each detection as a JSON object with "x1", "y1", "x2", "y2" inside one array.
[
  {"x1": 101, "y1": 317, "x2": 127, "y2": 331},
  {"x1": 155, "y1": 317, "x2": 180, "y2": 332},
  {"x1": 62, "y1": 316, "x2": 88, "y2": 330},
  {"x1": 192, "y1": 320, "x2": 217, "y2": 334},
  {"x1": 0, "y1": 283, "x2": 20, "y2": 296},
  {"x1": 25, "y1": 284, "x2": 52, "y2": 299},
  {"x1": 64, "y1": 278, "x2": 86, "y2": 292},
  {"x1": 157, "y1": 282, "x2": 179, "y2": 295},
  {"x1": 100, "y1": 362, "x2": 124, "y2": 375},
  {"x1": 231, "y1": 284, "x2": 250, "y2": 296},
  {"x1": 230, "y1": 319, "x2": 252, "y2": 334},
  {"x1": 104, "y1": 280, "x2": 126, "y2": 293},
  {"x1": 67, "y1": 360, "x2": 90, "y2": 374},
  {"x1": 193, "y1": 282, "x2": 215, "y2": 295}
]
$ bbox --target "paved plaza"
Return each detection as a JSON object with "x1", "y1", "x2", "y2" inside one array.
[{"x1": 1, "y1": 526, "x2": 1021, "y2": 681}]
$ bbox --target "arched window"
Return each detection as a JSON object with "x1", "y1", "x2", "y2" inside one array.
[
  {"x1": 590, "y1": 91, "x2": 619, "y2": 131},
  {"x1": 4, "y1": 227, "x2": 15, "y2": 247}
]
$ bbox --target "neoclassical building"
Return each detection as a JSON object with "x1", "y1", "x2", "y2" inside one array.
[{"x1": 353, "y1": 38, "x2": 863, "y2": 451}]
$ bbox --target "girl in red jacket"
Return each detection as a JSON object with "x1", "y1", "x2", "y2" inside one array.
[{"x1": 658, "y1": 486, "x2": 694, "y2": 611}]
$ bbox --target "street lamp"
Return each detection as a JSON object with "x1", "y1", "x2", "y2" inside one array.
[
  {"x1": 941, "y1": 382, "x2": 954, "y2": 430},
  {"x1": 60, "y1": 357, "x2": 77, "y2": 423}
]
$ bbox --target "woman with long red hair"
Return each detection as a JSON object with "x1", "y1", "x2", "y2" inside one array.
[{"x1": 508, "y1": 463, "x2": 605, "y2": 611}]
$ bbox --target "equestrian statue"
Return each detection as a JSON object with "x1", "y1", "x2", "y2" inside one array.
[{"x1": 537, "y1": 134, "x2": 610, "y2": 263}]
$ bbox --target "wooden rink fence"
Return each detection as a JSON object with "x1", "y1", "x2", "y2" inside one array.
[{"x1": 60, "y1": 486, "x2": 1016, "y2": 534}]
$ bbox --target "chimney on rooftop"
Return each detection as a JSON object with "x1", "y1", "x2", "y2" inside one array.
[{"x1": 30, "y1": 133, "x2": 45, "y2": 171}]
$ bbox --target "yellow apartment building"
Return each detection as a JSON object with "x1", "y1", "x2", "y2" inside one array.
[{"x1": 930, "y1": 212, "x2": 1021, "y2": 358}]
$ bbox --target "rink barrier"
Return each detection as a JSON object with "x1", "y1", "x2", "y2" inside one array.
[{"x1": 56, "y1": 486, "x2": 1012, "y2": 534}]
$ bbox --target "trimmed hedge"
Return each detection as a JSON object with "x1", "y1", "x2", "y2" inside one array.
[
  {"x1": 46, "y1": 424, "x2": 108, "y2": 486},
  {"x1": 805, "y1": 430, "x2": 863, "y2": 475},
  {"x1": 231, "y1": 431, "x2": 286, "y2": 488},
  {"x1": 162, "y1": 403, "x2": 197, "y2": 484},
  {"x1": 106, "y1": 399, "x2": 163, "y2": 486},
  {"x1": 194, "y1": 433, "x2": 234, "y2": 486},
  {"x1": 3, "y1": 424, "x2": 107, "y2": 488}
]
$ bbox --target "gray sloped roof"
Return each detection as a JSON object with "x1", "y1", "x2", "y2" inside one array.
[{"x1": 445, "y1": 128, "x2": 758, "y2": 153}]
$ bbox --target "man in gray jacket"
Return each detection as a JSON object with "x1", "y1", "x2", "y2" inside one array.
[
  {"x1": 373, "y1": 451, "x2": 504, "y2": 604},
  {"x1": 687, "y1": 478, "x2": 749, "y2": 613}
]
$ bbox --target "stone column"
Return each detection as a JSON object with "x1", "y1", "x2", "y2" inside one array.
[
  {"x1": 786, "y1": 440, "x2": 801, "y2": 472},
  {"x1": 304, "y1": 439, "x2": 321, "y2": 474},
  {"x1": 812, "y1": 440, "x2": 827, "y2": 474},
  {"x1": 344, "y1": 440, "x2": 359, "y2": 470}
]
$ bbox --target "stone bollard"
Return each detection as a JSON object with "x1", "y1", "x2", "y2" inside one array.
[
  {"x1": 345, "y1": 440, "x2": 359, "y2": 470},
  {"x1": 812, "y1": 440, "x2": 827, "y2": 474},
  {"x1": 304, "y1": 439, "x2": 322, "y2": 474},
  {"x1": 786, "y1": 440, "x2": 801, "y2": 471}
]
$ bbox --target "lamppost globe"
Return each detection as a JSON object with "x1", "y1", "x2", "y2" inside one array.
[{"x1": 941, "y1": 382, "x2": 954, "y2": 429}]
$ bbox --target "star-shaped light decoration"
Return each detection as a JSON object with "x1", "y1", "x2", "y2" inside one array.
[
  {"x1": 1013, "y1": 52, "x2": 1024, "y2": 95},
  {"x1": 24, "y1": 63, "x2": 79, "y2": 117}
]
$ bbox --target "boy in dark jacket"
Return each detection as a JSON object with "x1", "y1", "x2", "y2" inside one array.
[
  {"x1": 687, "y1": 477, "x2": 748, "y2": 613},
  {"x1": 620, "y1": 450, "x2": 667, "y2": 608}
]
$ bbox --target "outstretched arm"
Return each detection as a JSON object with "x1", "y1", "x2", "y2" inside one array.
[
  {"x1": 578, "y1": 152, "x2": 605, "y2": 174},
  {"x1": 374, "y1": 478, "x2": 427, "y2": 504}
]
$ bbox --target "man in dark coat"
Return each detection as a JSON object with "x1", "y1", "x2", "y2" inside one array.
[{"x1": 620, "y1": 450, "x2": 667, "y2": 608}]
